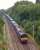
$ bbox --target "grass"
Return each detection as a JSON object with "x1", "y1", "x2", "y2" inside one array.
[{"x1": 0, "y1": 17, "x2": 8, "y2": 50}]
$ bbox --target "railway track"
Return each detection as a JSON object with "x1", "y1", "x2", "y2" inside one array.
[{"x1": 0, "y1": 10, "x2": 38, "y2": 50}]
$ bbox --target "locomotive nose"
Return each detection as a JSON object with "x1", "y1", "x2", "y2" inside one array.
[{"x1": 20, "y1": 38, "x2": 28, "y2": 44}]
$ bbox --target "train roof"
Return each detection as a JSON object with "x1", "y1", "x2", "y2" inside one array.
[
  {"x1": 19, "y1": 31, "x2": 26, "y2": 35},
  {"x1": 12, "y1": 21, "x2": 17, "y2": 24},
  {"x1": 8, "y1": 16, "x2": 13, "y2": 21},
  {"x1": 6, "y1": 14, "x2": 13, "y2": 21},
  {"x1": 16, "y1": 27, "x2": 21, "y2": 31}
]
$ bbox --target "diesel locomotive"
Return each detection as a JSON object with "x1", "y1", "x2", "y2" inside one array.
[{"x1": 1, "y1": 11, "x2": 28, "y2": 43}]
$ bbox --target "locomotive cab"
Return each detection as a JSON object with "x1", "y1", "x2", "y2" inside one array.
[
  {"x1": 20, "y1": 34, "x2": 28, "y2": 43},
  {"x1": 19, "y1": 32, "x2": 28, "y2": 43}
]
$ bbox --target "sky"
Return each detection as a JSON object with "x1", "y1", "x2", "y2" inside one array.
[{"x1": 0, "y1": 0, "x2": 36, "y2": 9}]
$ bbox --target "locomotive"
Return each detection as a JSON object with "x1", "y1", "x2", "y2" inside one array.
[
  {"x1": 11, "y1": 20, "x2": 28, "y2": 43},
  {"x1": 2, "y1": 11, "x2": 28, "y2": 43}
]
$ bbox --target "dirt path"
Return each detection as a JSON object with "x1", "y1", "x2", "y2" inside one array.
[{"x1": 5, "y1": 23, "x2": 14, "y2": 50}]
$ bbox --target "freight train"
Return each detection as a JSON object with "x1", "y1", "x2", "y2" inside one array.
[
  {"x1": 10, "y1": 18, "x2": 28, "y2": 43},
  {"x1": 1, "y1": 11, "x2": 28, "y2": 43}
]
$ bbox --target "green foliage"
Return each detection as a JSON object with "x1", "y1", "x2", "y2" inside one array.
[
  {"x1": 0, "y1": 17, "x2": 6, "y2": 50},
  {"x1": 0, "y1": 17, "x2": 4, "y2": 40},
  {"x1": 7, "y1": 1, "x2": 40, "y2": 45},
  {"x1": 0, "y1": 17, "x2": 4, "y2": 33}
]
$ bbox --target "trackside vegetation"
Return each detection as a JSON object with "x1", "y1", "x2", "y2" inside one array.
[
  {"x1": 7, "y1": 1, "x2": 40, "y2": 45},
  {"x1": 0, "y1": 17, "x2": 7, "y2": 50}
]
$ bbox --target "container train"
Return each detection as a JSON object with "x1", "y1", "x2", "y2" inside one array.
[{"x1": 1, "y1": 11, "x2": 28, "y2": 43}]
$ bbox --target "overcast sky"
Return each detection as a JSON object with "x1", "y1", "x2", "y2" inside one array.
[{"x1": 0, "y1": 0, "x2": 36, "y2": 9}]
